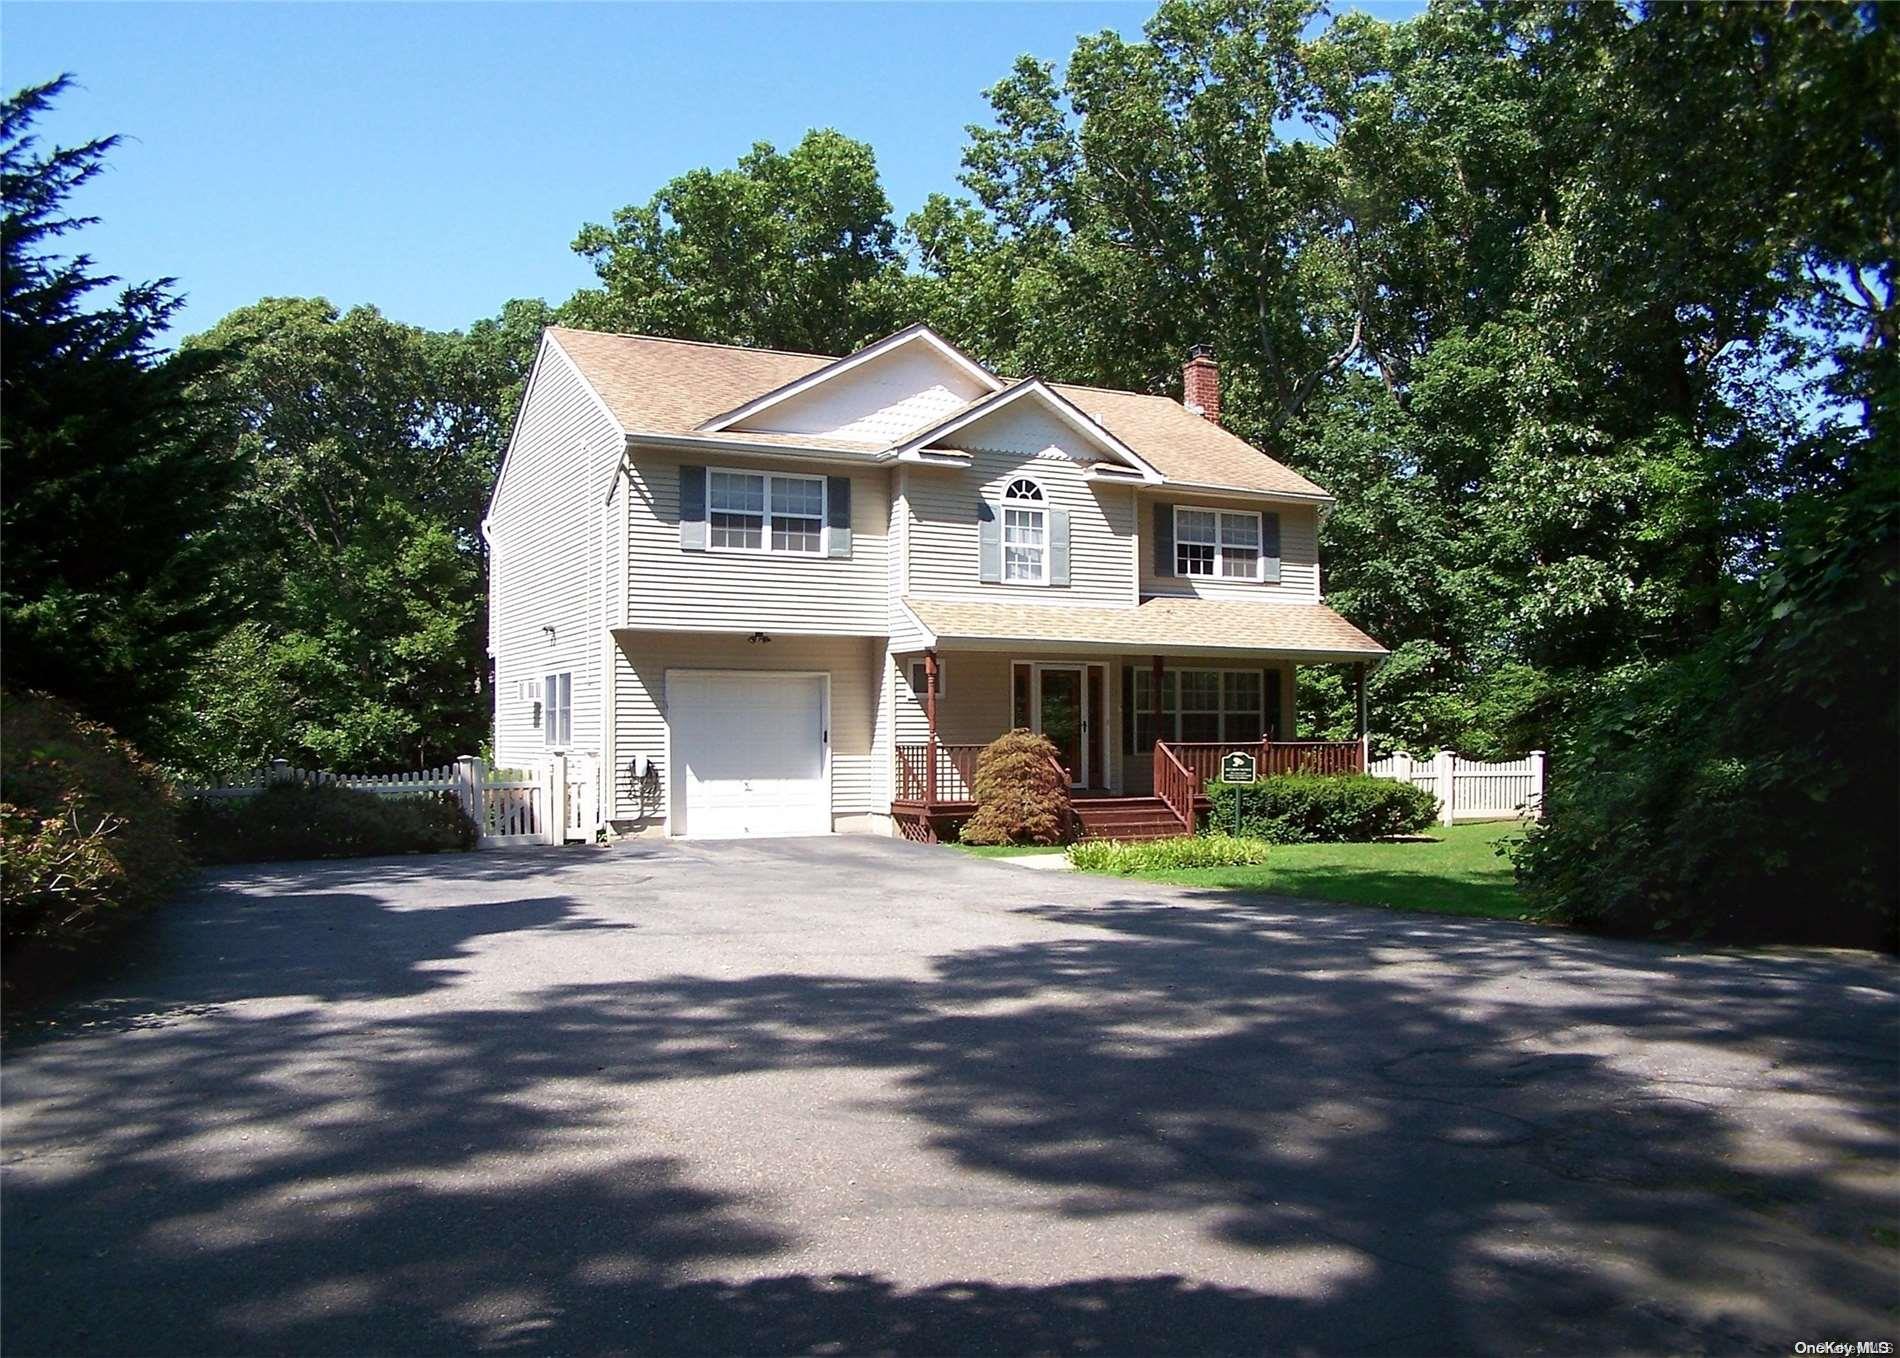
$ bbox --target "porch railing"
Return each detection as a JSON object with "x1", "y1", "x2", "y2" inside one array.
[
  {"x1": 1165, "y1": 739, "x2": 1367, "y2": 786},
  {"x1": 894, "y1": 742, "x2": 985, "y2": 802},
  {"x1": 1152, "y1": 743, "x2": 1198, "y2": 834}
]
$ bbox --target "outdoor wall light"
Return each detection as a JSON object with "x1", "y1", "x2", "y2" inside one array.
[{"x1": 542, "y1": 625, "x2": 556, "y2": 642}]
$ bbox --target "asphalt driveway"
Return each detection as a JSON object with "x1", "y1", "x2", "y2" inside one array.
[{"x1": 4, "y1": 837, "x2": 1896, "y2": 1356}]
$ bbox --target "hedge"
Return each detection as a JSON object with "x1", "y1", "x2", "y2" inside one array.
[
  {"x1": 1203, "y1": 774, "x2": 1439, "y2": 843},
  {"x1": 1, "y1": 691, "x2": 193, "y2": 976},
  {"x1": 181, "y1": 782, "x2": 476, "y2": 863}
]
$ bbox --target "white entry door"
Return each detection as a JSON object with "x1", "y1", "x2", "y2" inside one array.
[{"x1": 669, "y1": 672, "x2": 830, "y2": 839}]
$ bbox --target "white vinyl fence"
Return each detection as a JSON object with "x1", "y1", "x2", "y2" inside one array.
[
  {"x1": 183, "y1": 754, "x2": 602, "y2": 849},
  {"x1": 1367, "y1": 750, "x2": 1546, "y2": 825}
]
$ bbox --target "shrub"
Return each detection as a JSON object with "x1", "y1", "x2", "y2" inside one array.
[
  {"x1": 1068, "y1": 834, "x2": 1272, "y2": 874},
  {"x1": 1204, "y1": 774, "x2": 1440, "y2": 843},
  {"x1": 1514, "y1": 465, "x2": 1898, "y2": 950},
  {"x1": 1, "y1": 691, "x2": 193, "y2": 969},
  {"x1": 182, "y1": 782, "x2": 476, "y2": 863},
  {"x1": 959, "y1": 729, "x2": 1068, "y2": 845}
]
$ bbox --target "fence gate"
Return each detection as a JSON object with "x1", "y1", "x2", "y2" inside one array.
[{"x1": 476, "y1": 762, "x2": 546, "y2": 847}]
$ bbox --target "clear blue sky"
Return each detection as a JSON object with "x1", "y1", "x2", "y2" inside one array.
[{"x1": 4, "y1": 2, "x2": 1418, "y2": 340}]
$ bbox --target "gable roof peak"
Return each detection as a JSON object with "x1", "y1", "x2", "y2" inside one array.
[{"x1": 695, "y1": 321, "x2": 1004, "y2": 435}]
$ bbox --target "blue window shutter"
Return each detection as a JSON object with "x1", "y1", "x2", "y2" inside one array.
[
  {"x1": 826, "y1": 476, "x2": 852, "y2": 558},
  {"x1": 679, "y1": 465, "x2": 707, "y2": 552},
  {"x1": 978, "y1": 500, "x2": 1001, "y2": 582},
  {"x1": 1153, "y1": 503, "x2": 1174, "y2": 576},
  {"x1": 1048, "y1": 507, "x2": 1070, "y2": 586},
  {"x1": 1261, "y1": 512, "x2": 1281, "y2": 584}
]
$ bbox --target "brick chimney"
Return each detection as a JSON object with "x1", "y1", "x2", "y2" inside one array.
[{"x1": 1183, "y1": 344, "x2": 1220, "y2": 423}]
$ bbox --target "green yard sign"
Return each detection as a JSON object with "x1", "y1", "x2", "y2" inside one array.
[{"x1": 1220, "y1": 750, "x2": 1258, "y2": 783}]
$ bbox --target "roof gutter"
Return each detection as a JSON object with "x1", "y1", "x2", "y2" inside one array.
[
  {"x1": 924, "y1": 634, "x2": 1386, "y2": 662},
  {"x1": 1144, "y1": 479, "x2": 1335, "y2": 507},
  {"x1": 622, "y1": 431, "x2": 887, "y2": 464}
]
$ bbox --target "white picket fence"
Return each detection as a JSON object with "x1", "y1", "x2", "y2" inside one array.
[
  {"x1": 183, "y1": 754, "x2": 601, "y2": 849},
  {"x1": 1367, "y1": 750, "x2": 1546, "y2": 825}
]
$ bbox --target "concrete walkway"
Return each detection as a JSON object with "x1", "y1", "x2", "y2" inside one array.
[{"x1": 3, "y1": 836, "x2": 1895, "y2": 1355}]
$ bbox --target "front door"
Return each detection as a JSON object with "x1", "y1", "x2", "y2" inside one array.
[{"x1": 1038, "y1": 666, "x2": 1086, "y2": 788}]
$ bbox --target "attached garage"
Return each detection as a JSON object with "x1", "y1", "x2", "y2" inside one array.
[{"x1": 667, "y1": 671, "x2": 831, "y2": 838}]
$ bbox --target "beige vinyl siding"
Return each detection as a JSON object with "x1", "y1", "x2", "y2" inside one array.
[
  {"x1": 489, "y1": 344, "x2": 623, "y2": 770},
  {"x1": 610, "y1": 632, "x2": 883, "y2": 827},
  {"x1": 904, "y1": 405, "x2": 1137, "y2": 608},
  {"x1": 1139, "y1": 499, "x2": 1322, "y2": 603},
  {"x1": 626, "y1": 449, "x2": 889, "y2": 635}
]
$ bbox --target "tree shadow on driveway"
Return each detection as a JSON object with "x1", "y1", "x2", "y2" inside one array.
[{"x1": 3, "y1": 857, "x2": 1896, "y2": 1355}]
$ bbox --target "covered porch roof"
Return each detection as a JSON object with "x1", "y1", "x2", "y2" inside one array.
[{"x1": 899, "y1": 597, "x2": 1387, "y2": 663}]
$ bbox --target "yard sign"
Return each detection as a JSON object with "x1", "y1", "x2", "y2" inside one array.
[{"x1": 1220, "y1": 750, "x2": 1258, "y2": 783}]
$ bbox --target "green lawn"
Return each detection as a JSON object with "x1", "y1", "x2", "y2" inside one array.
[
  {"x1": 951, "y1": 843, "x2": 1068, "y2": 858},
  {"x1": 1108, "y1": 821, "x2": 1538, "y2": 921}
]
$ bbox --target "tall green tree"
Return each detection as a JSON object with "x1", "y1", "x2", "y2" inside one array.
[
  {"x1": 0, "y1": 76, "x2": 238, "y2": 742},
  {"x1": 159, "y1": 298, "x2": 527, "y2": 777},
  {"x1": 566, "y1": 129, "x2": 905, "y2": 353},
  {"x1": 921, "y1": 0, "x2": 1892, "y2": 758}
]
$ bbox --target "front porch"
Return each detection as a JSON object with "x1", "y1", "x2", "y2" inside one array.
[{"x1": 889, "y1": 648, "x2": 1373, "y2": 844}]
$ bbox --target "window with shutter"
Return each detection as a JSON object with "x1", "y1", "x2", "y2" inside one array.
[
  {"x1": 1000, "y1": 478, "x2": 1048, "y2": 584},
  {"x1": 701, "y1": 468, "x2": 827, "y2": 556},
  {"x1": 1173, "y1": 506, "x2": 1263, "y2": 580}
]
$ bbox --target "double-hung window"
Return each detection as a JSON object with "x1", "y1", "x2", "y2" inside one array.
[
  {"x1": 708, "y1": 469, "x2": 825, "y2": 554},
  {"x1": 542, "y1": 671, "x2": 572, "y2": 748},
  {"x1": 771, "y1": 475, "x2": 824, "y2": 553},
  {"x1": 1130, "y1": 667, "x2": 1269, "y2": 750},
  {"x1": 1002, "y1": 478, "x2": 1047, "y2": 584},
  {"x1": 709, "y1": 471, "x2": 765, "y2": 550},
  {"x1": 1175, "y1": 506, "x2": 1264, "y2": 580}
]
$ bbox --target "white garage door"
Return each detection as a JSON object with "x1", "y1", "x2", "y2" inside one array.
[{"x1": 669, "y1": 672, "x2": 830, "y2": 839}]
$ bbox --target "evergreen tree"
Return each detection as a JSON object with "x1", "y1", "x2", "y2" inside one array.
[{"x1": 1, "y1": 76, "x2": 238, "y2": 742}]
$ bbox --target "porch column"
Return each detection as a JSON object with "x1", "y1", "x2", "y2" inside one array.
[
  {"x1": 1353, "y1": 661, "x2": 1369, "y2": 771},
  {"x1": 1151, "y1": 654, "x2": 1166, "y2": 753},
  {"x1": 923, "y1": 649, "x2": 940, "y2": 810}
]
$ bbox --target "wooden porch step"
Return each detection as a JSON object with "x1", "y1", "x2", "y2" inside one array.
[{"x1": 1071, "y1": 796, "x2": 1189, "y2": 842}]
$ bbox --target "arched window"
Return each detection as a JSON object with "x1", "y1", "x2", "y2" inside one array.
[{"x1": 1001, "y1": 479, "x2": 1047, "y2": 583}]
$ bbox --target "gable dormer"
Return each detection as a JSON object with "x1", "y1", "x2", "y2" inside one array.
[
  {"x1": 896, "y1": 379, "x2": 1161, "y2": 484},
  {"x1": 699, "y1": 324, "x2": 1002, "y2": 447}
]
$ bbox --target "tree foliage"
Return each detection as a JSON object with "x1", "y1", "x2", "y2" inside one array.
[
  {"x1": 160, "y1": 297, "x2": 532, "y2": 777},
  {"x1": 907, "y1": 0, "x2": 1893, "y2": 760},
  {"x1": 0, "y1": 77, "x2": 239, "y2": 743},
  {"x1": 566, "y1": 129, "x2": 904, "y2": 352}
]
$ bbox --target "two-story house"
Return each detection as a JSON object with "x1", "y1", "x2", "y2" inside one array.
[{"x1": 485, "y1": 322, "x2": 1385, "y2": 841}]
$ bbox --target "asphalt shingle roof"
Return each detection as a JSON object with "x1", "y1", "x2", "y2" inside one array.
[
  {"x1": 547, "y1": 326, "x2": 1330, "y2": 498},
  {"x1": 904, "y1": 597, "x2": 1387, "y2": 658}
]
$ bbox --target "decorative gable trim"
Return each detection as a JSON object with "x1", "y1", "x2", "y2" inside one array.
[
  {"x1": 890, "y1": 379, "x2": 1164, "y2": 482},
  {"x1": 695, "y1": 323, "x2": 1004, "y2": 435}
]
